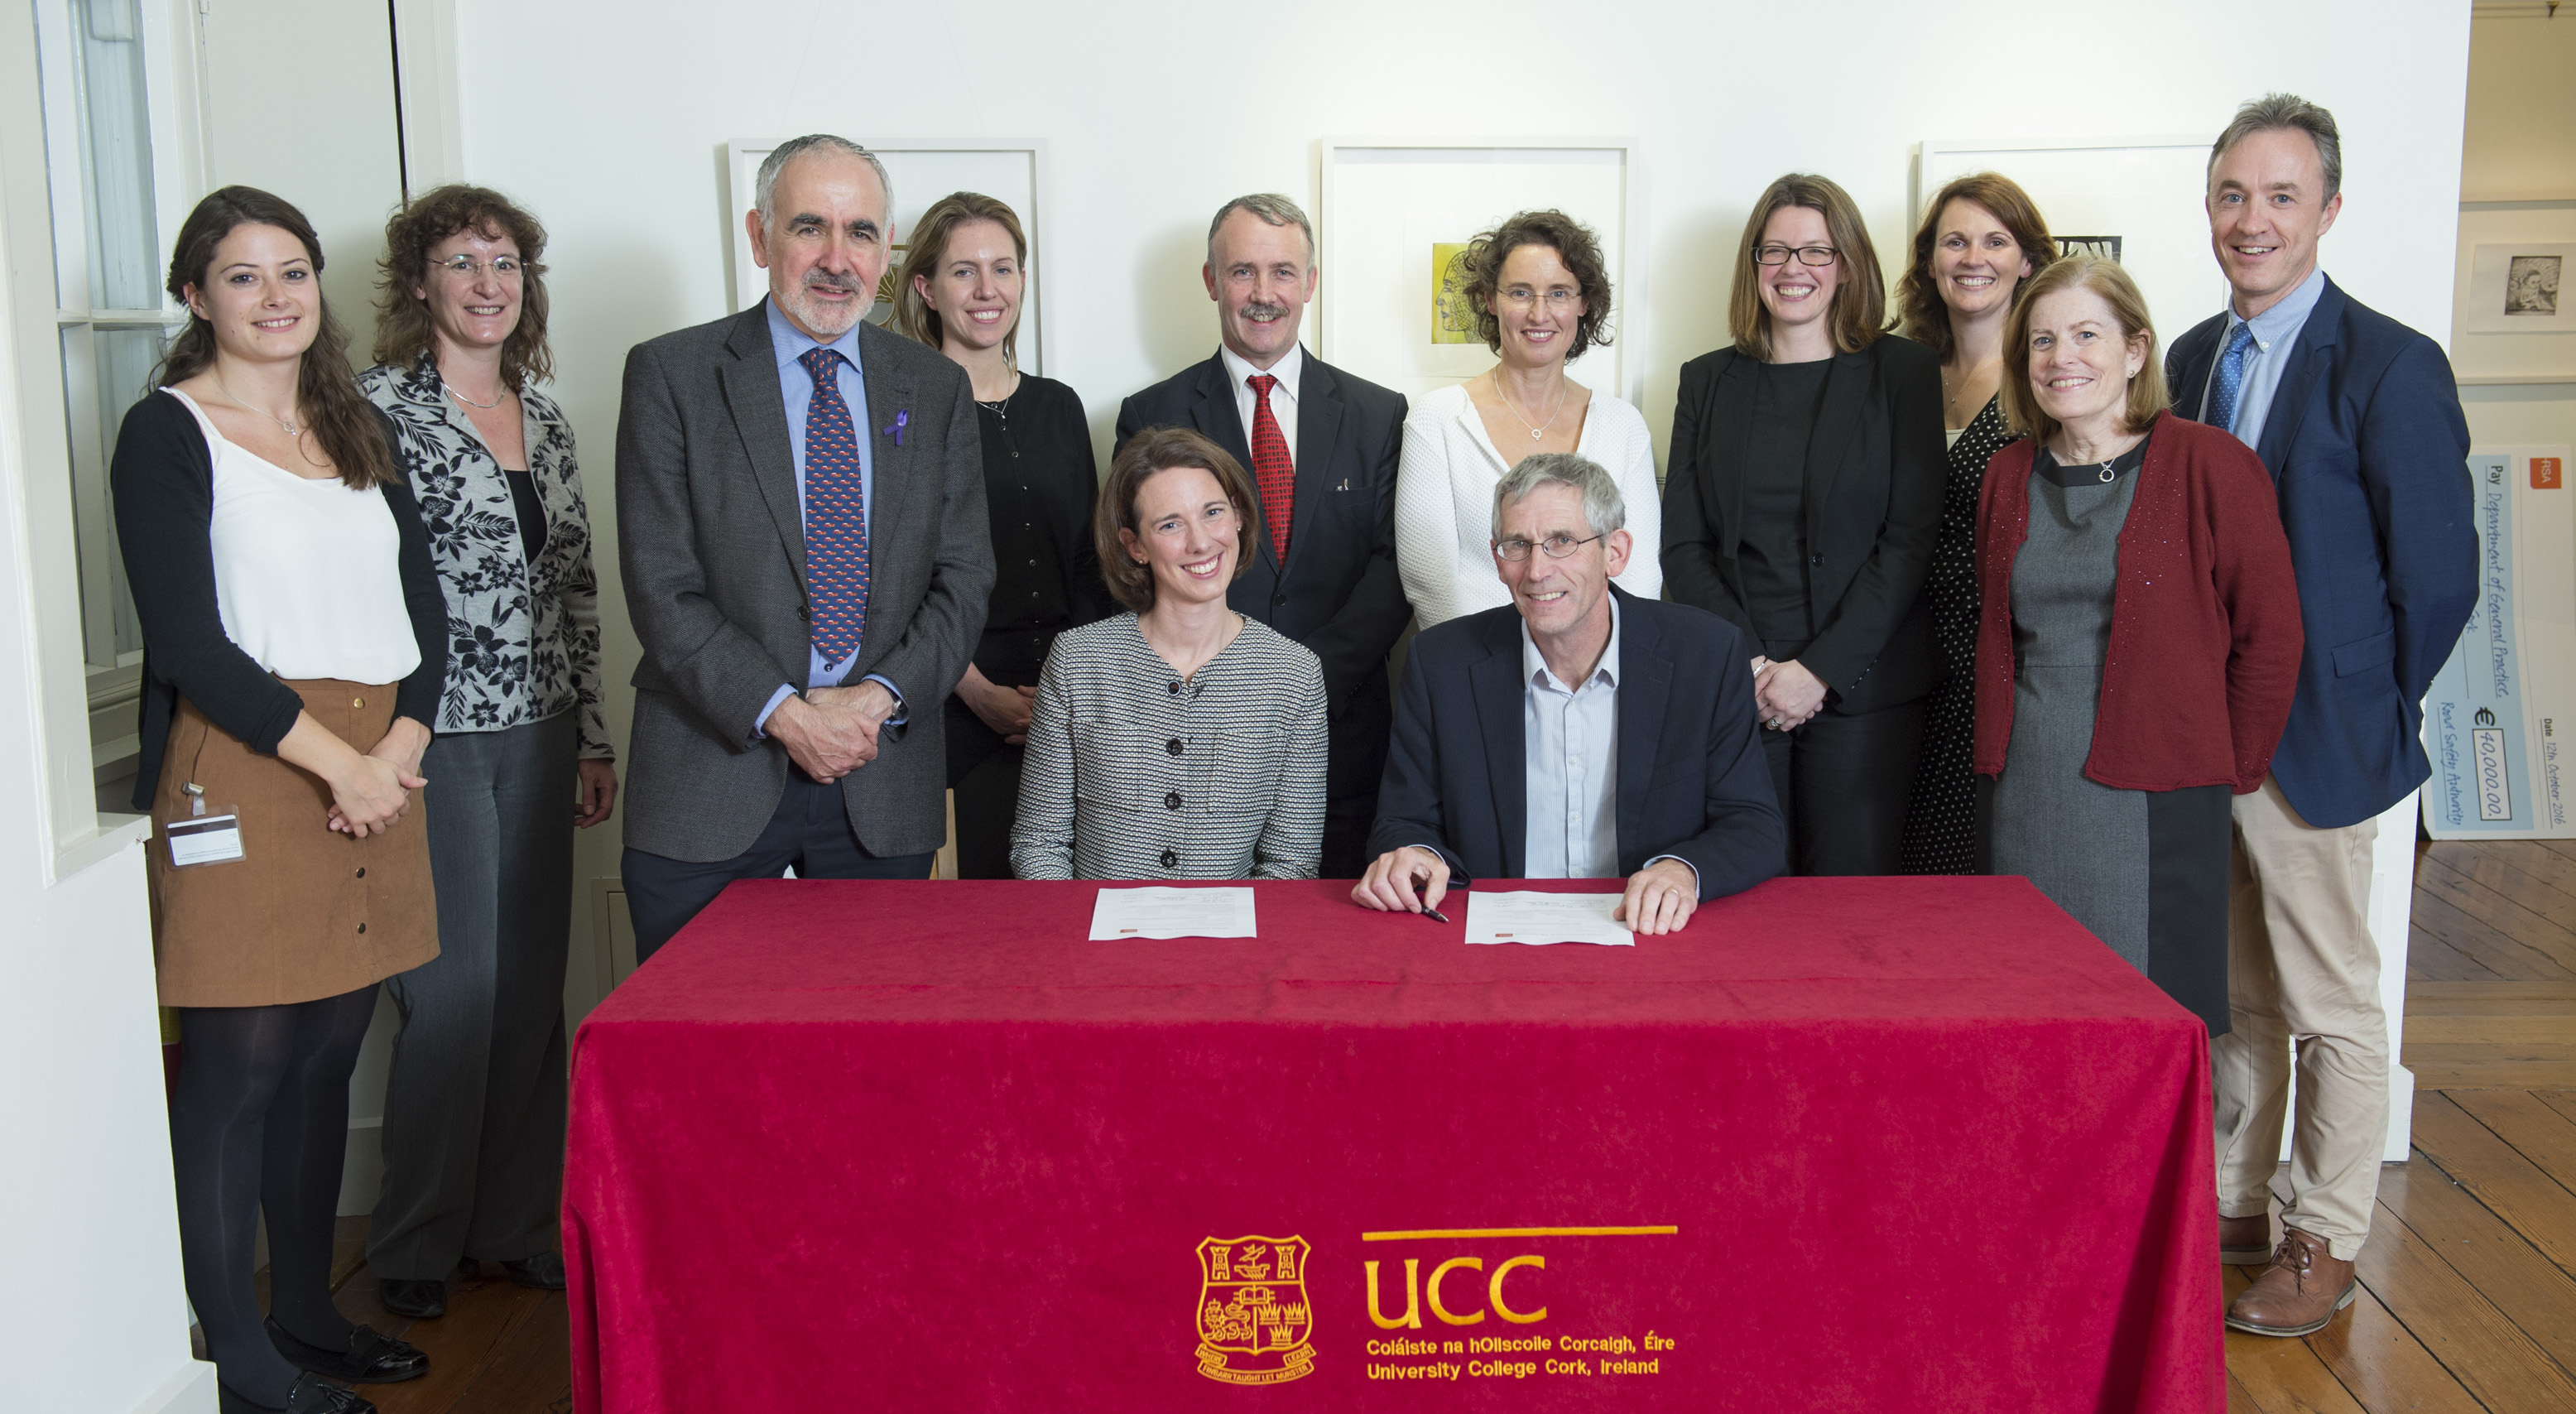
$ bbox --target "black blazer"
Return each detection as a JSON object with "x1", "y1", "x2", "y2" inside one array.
[
  {"x1": 112, "y1": 391, "x2": 449, "y2": 810},
  {"x1": 1114, "y1": 351, "x2": 1411, "y2": 729},
  {"x1": 1366, "y1": 588, "x2": 1785, "y2": 898},
  {"x1": 1659, "y1": 336, "x2": 1945, "y2": 714}
]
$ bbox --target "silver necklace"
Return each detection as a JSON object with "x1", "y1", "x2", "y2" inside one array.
[
  {"x1": 1497, "y1": 378, "x2": 1567, "y2": 442},
  {"x1": 441, "y1": 376, "x2": 508, "y2": 410},
  {"x1": 213, "y1": 372, "x2": 301, "y2": 436}
]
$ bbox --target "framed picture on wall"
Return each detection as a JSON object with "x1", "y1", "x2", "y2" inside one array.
[
  {"x1": 1316, "y1": 138, "x2": 1640, "y2": 405},
  {"x1": 723, "y1": 141, "x2": 1050, "y2": 374},
  {"x1": 2453, "y1": 202, "x2": 2576, "y2": 382},
  {"x1": 1914, "y1": 135, "x2": 2221, "y2": 346}
]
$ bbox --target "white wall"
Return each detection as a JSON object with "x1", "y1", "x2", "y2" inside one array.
[
  {"x1": 0, "y1": 22, "x2": 212, "y2": 1407},
  {"x1": 423, "y1": 0, "x2": 2471, "y2": 1003}
]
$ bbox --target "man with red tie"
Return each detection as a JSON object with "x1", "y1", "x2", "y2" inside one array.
[
  {"x1": 1116, "y1": 195, "x2": 1411, "y2": 876},
  {"x1": 615, "y1": 134, "x2": 994, "y2": 960}
]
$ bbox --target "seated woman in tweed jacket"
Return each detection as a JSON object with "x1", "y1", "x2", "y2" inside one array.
[{"x1": 1010, "y1": 426, "x2": 1328, "y2": 880}]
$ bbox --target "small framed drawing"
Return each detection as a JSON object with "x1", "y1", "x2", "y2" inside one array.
[
  {"x1": 722, "y1": 141, "x2": 1050, "y2": 374},
  {"x1": 2463, "y1": 243, "x2": 2574, "y2": 334},
  {"x1": 1317, "y1": 139, "x2": 1640, "y2": 405},
  {"x1": 1915, "y1": 135, "x2": 2220, "y2": 342}
]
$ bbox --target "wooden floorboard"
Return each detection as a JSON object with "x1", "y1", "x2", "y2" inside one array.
[
  {"x1": 2379, "y1": 1154, "x2": 2576, "y2": 1383},
  {"x1": 193, "y1": 839, "x2": 2576, "y2": 1412},
  {"x1": 2411, "y1": 1092, "x2": 2576, "y2": 1273},
  {"x1": 2354, "y1": 1193, "x2": 2576, "y2": 1413}
]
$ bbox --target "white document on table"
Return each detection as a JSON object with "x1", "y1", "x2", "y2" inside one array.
[
  {"x1": 1464, "y1": 890, "x2": 1635, "y2": 946},
  {"x1": 1088, "y1": 886, "x2": 1257, "y2": 940}
]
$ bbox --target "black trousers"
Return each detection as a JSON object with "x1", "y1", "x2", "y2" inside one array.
[
  {"x1": 1758, "y1": 698, "x2": 1925, "y2": 876},
  {"x1": 622, "y1": 771, "x2": 935, "y2": 963},
  {"x1": 945, "y1": 695, "x2": 1025, "y2": 880}
]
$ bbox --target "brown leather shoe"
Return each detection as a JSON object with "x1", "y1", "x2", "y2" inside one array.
[
  {"x1": 2226, "y1": 1227, "x2": 2357, "y2": 1336},
  {"x1": 2219, "y1": 1213, "x2": 2273, "y2": 1265}
]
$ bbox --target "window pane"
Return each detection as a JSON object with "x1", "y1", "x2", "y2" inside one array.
[
  {"x1": 93, "y1": 326, "x2": 159, "y2": 655},
  {"x1": 72, "y1": 0, "x2": 159, "y2": 310}
]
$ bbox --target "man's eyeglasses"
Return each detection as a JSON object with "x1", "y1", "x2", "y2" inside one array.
[
  {"x1": 434, "y1": 255, "x2": 526, "y2": 281},
  {"x1": 1752, "y1": 244, "x2": 1839, "y2": 267},
  {"x1": 1495, "y1": 532, "x2": 1606, "y2": 562}
]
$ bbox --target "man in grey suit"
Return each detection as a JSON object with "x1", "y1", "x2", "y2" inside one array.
[{"x1": 616, "y1": 133, "x2": 993, "y2": 960}]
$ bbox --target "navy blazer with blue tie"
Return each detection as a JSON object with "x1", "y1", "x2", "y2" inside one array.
[{"x1": 2165, "y1": 275, "x2": 2475, "y2": 830}]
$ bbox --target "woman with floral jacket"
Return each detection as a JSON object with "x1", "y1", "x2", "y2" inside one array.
[{"x1": 358, "y1": 184, "x2": 612, "y2": 1320}]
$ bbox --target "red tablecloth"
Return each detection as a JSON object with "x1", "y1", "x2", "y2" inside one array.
[{"x1": 565, "y1": 877, "x2": 2219, "y2": 1412}]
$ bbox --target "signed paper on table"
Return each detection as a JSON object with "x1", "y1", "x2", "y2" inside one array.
[
  {"x1": 1088, "y1": 886, "x2": 1257, "y2": 940},
  {"x1": 1464, "y1": 890, "x2": 1636, "y2": 946}
]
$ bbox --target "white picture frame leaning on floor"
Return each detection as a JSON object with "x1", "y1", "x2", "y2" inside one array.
[
  {"x1": 1316, "y1": 138, "x2": 1641, "y2": 406},
  {"x1": 722, "y1": 140, "x2": 1051, "y2": 376}
]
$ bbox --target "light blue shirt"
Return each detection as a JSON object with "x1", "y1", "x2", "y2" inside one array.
[
  {"x1": 1516, "y1": 599, "x2": 1696, "y2": 889},
  {"x1": 1522, "y1": 599, "x2": 1624, "y2": 879},
  {"x1": 2202, "y1": 267, "x2": 2327, "y2": 454},
  {"x1": 755, "y1": 299, "x2": 901, "y2": 734}
]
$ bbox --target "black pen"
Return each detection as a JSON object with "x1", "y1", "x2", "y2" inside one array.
[{"x1": 1420, "y1": 906, "x2": 1450, "y2": 924}]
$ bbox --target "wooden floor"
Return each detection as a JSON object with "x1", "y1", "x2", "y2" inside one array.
[
  {"x1": 2228, "y1": 838, "x2": 2576, "y2": 1414},
  {"x1": 240, "y1": 839, "x2": 2573, "y2": 1412}
]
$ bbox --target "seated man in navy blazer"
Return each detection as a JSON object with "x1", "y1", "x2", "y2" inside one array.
[{"x1": 1353, "y1": 453, "x2": 1783, "y2": 934}]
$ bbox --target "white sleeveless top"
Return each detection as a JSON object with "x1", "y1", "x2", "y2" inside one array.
[{"x1": 168, "y1": 387, "x2": 422, "y2": 685}]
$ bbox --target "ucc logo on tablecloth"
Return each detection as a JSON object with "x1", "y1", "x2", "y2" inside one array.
[{"x1": 1194, "y1": 1235, "x2": 1317, "y2": 1385}]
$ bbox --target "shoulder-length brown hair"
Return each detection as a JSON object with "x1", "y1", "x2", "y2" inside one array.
[
  {"x1": 894, "y1": 192, "x2": 1030, "y2": 365},
  {"x1": 1728, "y1": 174, "x2": 1887, "y2": 361},
  {"x1": 372, "y1": 184, "x2": 553, "y2": 389},
  {"x1": 1459, "y1": 209, "x2": 1614, "y2": 358},
  {"x1": 152, "y1": 185, "x2": 396, "y2": 490},
  {"x1": 1896, "y1": 173, "x2": 2058, "y2": 364},
  {"x1": 1097, "y1": 426, "x2": 1258, "y2": 613},
  {"x1": 2000, "y1": 254, "x2": 2172, "y2": 445}
]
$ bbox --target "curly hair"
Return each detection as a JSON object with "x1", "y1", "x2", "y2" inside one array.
[
  {"x1": 892, "y1": 191, "x2": 1029, "y2": 363},
  {"x1": 152, "y1": 186, "x2": 396, "y2": 490},
  {"x1": 1896, "y1": 173, "x2": 2057, "y2": 364},
  {"x1": 1097, "y1": 427, "x2": 1259, "y2": 613},
  {"x1": 1460, "y1": 209, "x2": 1614, "y2": 359},
  {"x1": 372, "y1": 184, "x2": 553, "y2": 389}
]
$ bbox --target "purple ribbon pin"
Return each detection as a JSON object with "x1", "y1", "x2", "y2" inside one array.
[{"x1": 883, "y1": 409, "x2": 908, "y2": 446}]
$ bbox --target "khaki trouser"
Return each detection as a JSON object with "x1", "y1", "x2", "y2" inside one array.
[{"x1": 2212, "y1": 776, "x2": 2386, "y2": 1260}]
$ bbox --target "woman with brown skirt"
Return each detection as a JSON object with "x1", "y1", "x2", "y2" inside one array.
[{"x1": 112, "y1": 187, "x2": 449, "y2": 1414}]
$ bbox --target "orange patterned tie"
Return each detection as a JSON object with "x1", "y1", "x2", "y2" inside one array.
[{"x1": 1247, "y1": 373, "x2": 1292, "y2": 561}]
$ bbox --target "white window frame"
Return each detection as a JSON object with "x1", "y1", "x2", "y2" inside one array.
[
  {"x1": 1, "y1": 0, "x2": 205, "y2": 876},
  {"x1": 26, "y1": 0, "x2": 209, "y2": 786}
]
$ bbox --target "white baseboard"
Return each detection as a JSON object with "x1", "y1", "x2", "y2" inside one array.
[
  {"x1": 128, "y1": 1362, "x2": 218, "y2": 1414},
  {"x1": 2385, "y1": 1064, "x2": 2416, "y2": 1162}
]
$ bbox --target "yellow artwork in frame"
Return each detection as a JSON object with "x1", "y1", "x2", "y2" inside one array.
[{"x1": 1430, "y1": 242, "x2": 1477, "y2": 345}]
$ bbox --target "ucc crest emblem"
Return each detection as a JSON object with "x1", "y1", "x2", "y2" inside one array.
[{"x1": 1194, "y1": 1235, "x2": 1317, "y2": 1385}]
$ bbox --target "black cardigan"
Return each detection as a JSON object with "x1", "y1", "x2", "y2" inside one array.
[
  {"x1": 111, "y1": 390, "x2": 449, "y2": 810},
  {"x1": 1658, "y1": 335, "x2": 1946, "y2": 716}
]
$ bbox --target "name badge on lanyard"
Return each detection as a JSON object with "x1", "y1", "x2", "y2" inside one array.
[{"x1": 167, "y1": 782, "x2": 245, "y2": 867}]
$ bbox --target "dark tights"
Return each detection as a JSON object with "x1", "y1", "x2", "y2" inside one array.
[{"x1": 171, "y1": 986, "x2": 378, "y2": 1402}]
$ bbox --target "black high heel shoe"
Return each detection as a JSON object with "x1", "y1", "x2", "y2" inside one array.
[
  {"x1": 215, "y1": 1370, "x2": 378, "y2": 1413},
  {"x1": 265, "y1": 1317, "x2": 430, "y2": 1383}
]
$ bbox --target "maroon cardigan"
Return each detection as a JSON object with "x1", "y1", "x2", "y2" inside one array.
[{"x1": 1973, "y1": 411, "x2": 2303, "y2": 794}]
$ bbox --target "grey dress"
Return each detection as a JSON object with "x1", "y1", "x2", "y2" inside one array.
[
  {"x1": 1982, "y1": 434, "x2": 2235, "y2": 1032},
  {"x1": 1988, "y1": 440, "x2": 2151, "y2": 971}
]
